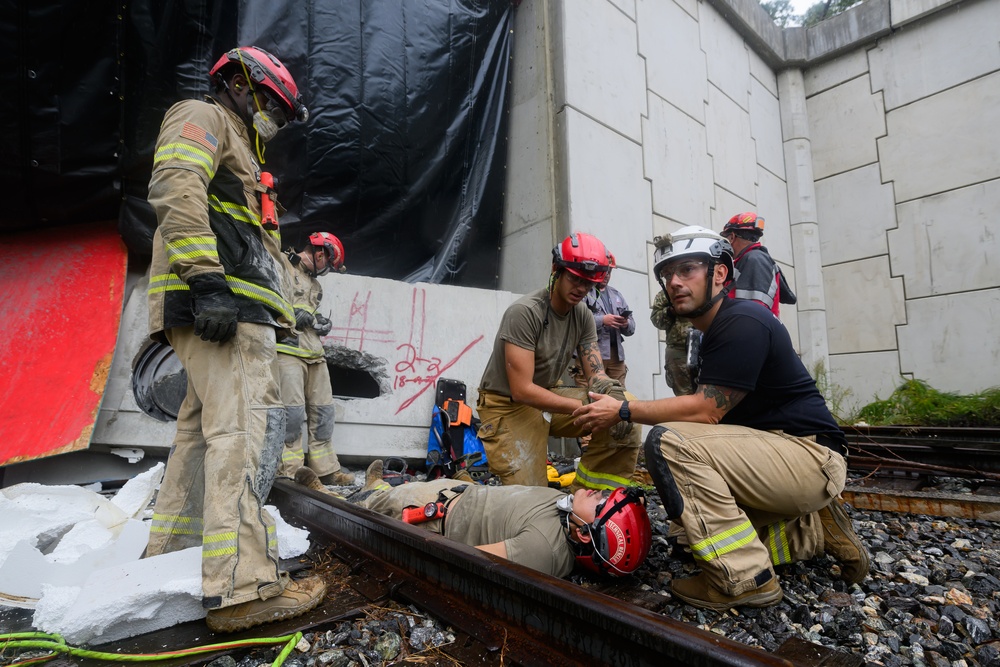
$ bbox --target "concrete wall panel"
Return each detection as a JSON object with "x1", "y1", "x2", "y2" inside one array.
[
  {"x1": 637, "y1": 0, "x2": 708, "y2": 122},
  {"x1": 643, "y1": 95, "x2": 714, "y2": 228},
  {"x1": 823, "y1": 256, "x2": 905, "y2": 354},
  {"x1": 807, "y1": 75, "x2": 885, "y2": 180},
  {"x1": 755, "y1": 166, "x2": 794, "y2": 265},
  {"x1": 749, "y1": 47, "x2": 778, "y2": 97},
  {"x1": 712, "y1": 185, "x2": 754, "y2": 231},
  {"x1": 558, "y1": 0, "x2": 646, "y2": 141},
  {"x1": 889, "y1": 179, "x2": 1000, "y2": 298},
  {"x1": 750, "y1": 78, "x2": 785, "y2": 179},
  {"x1": 500, "y1": 220, "x2": 555, "y2": 295},
  {"x1": 707, "y1": 85, "x2": 757, "y2": 203},
  {"x1": 891, "y1": 0, "x2": 974, "y2": 28},
  {"x1": 815, "y1": 164, "x2": 895, "y2": 265},
  {"x1": 878, "y1": 72, "x2": 1000, "y2": 202},
  {"x1": 608, "y1": 0, "x2": 637, "y2": 19},
  {"x1": 505, "y1": 93, "x2": 553, "y2": 238},
  {"x1": 828, "y1": 350, "x2": 905, "y2": 418},
  {"x1": 897, "y1": 288, "x2": 1000, "y2": 392},
  {"x1": 563, "y1": 109, "x2": 652, "y2": 271},
  {"x1": 699, "y1": 3, "x2": 751, "y2": 109},
  {"x1": 870, "y1": 0, "x2": 1000, "y2": 110},
  {"x1": 803, "y1": 50, "x2": 868, "y2": 97}
]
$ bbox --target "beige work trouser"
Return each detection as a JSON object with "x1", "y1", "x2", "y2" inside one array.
[
  {"x1": 648, "y1": 422, "x2": 846, "y2": 596},
  {"x1": 277, "y1": 354, "x2": 341, "y2": 477},
  {"x1": 477, "y1": 388, "x2": 640, "y2": 489},
  {"x1": 147, "y1": 324, "x2": 287, "y2": 609}
]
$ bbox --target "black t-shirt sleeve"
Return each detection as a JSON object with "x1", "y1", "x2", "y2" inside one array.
[{"x1": 697, "y1": 309, "x2": 770, "y2": 392}]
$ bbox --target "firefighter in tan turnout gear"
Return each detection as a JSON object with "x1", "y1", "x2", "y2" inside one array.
[
  {"x1": 573, "y1": 226, "x2": 870, "y2": 610},
  {"x1": 277, "y1": 232, "x2": 354, "y2": 486},
  {"x1": 144, "y1": 45, "x2": 327, "y2": 633}
]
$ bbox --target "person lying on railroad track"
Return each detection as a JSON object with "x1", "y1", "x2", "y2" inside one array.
[
  {"x1": 295, "y1": 462, "x2": 652, "y2": 578},
  {"x1": 572, "y1": 226, "x2": 870, "y2": 611},
  {"x1": 475, "y1": 233, "x2": 640, "y2": 491}
]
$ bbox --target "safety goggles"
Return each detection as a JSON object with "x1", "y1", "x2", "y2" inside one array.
[{"x1": 659, "y1": 259, "x2": 708, "y2": 282}]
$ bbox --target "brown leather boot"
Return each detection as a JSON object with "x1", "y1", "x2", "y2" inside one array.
[
  {"x1": 319, "y1": 469, "x2": 357, "y2": 486},
  {"x1": 294, "y1": 466, "x2": 344, "y2": 499},
  {"x1": 206, "y1": 575, "x2": 327, "y2": 633},
  {"x1": 362, "y1": 459, "x2": 390, "y2": 492},
  {"x1": 819, "y1": 500, "x2": 870, "y2": 585},
  {"x1": 671, "y1": 572, "x2": 782, "y2": 611}
]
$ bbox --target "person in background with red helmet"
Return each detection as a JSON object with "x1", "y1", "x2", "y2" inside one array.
[
  {"x1": 574, "y1": 226, "x2": 868, "y2": 611},
  {"x1": 145, "y1": 46, "x2": 324, "y2": 634},
  {"x1": 328, "y1": 460, "x2": 651, "y2": 578},
  {"x1": 275, "y1": 232, "x2": 355, "y2": 489},
  {"x1": 721, "y1": 212, "x2": 796, "y2": 316},
  {"x1": 476, "y1": 233, "x2": 641, "y2": 491}
]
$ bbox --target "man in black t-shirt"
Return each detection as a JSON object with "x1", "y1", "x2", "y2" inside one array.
[{"x1": 573, "y1": 226, "x2": 869, "y2": 611}]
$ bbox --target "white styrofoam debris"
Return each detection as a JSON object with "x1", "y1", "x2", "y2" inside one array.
[
  {"x1": 110, "y1": 462, "x2": 165, "y2": 518},
  {"x1": 265, "y1": 504, "x2": 311, "y2": 559},
  {"x1": 2, "y1": 473, "x2": 313, "y2": 644},
  {"x1": 33, "y1": 546, "x2": 204, "y2": 645},
  {"x1": 0, "y1": 519, "x2": 149, "y2": 603},
  {"x1": 0, "y1": 484, "x2": 125, "y2": 569}
]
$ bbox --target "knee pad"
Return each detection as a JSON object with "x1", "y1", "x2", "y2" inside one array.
[
  {"x1": 283, "y1": 405, "x2": 306, "y2": 445},
  {"x1": 644, "y1": 426, "x2": 684, "y2": 520},
  {"x1": 309, "y1": 403, "x2": 335, "y2": 442},
  {"x1": 256, "y1": 407, "x2": 286, "y2": 500}
]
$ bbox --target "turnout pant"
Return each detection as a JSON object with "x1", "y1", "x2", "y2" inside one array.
[
  {"x1": 477, "y1": 388, "x2": 640, "y2": 489},
  {"x1": 277, "y1": 354, "x2": 342, "y2": 477},
  {"x1": 147, "y1": 323, "x2": 287, "y2": 609},
  {"x1": 645, "y1": 422, "x2": 846, "y2": 596}
]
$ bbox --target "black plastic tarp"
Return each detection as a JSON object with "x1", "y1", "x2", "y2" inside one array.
[{"x1": 3, "y1": 0, "x2": 513, "y2": 288}]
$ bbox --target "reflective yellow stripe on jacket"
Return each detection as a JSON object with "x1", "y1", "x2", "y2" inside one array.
[
  {"x1": 276, "y1": 343, "x2": 325, "y2": 360},
  {"x1": 148, "y1": 272, "x2": 293, "y2": 324},
  {"x1": 154, "y1": 143, "x2": 216, "y2": 180},
  {"x1": 208, "y1": 194, "x2": 280, "y2": 240},
  {"x1": 165, "y1": 236, "x2": 218, "y2": 264}
]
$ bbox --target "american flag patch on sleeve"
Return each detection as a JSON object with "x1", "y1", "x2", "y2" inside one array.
[{"x1": 180, "y1": 122, "x2": 219, "y2": 153}]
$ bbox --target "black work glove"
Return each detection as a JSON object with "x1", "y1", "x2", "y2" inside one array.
[
  {"x1": 313, "y1": 312, "x2": 332, "y2": 336},
  {"x1": 587, "y1": 376, "x2": 634, "y2": 442},
  {"x1": 188, "y1": 273, "x2": 238, "y2": 343},
  {"x1": 294, "y1": 308, "x2": 315, "y2": 331}
]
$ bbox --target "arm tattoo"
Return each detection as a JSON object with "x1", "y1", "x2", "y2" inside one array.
[
  {"x1": 698, "y1": 384, "x2": 747, "y2": 412},
  {"x1": 579, "y1": 342, "x2": 605, "y2": 376}
]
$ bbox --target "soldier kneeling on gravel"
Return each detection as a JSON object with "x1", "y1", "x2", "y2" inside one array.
[
  {"x1": 573, "y1": 226, "x2": 871, "y2": 611},
  {"x1": 296, "y1": 462, "x2": 652, "y2": 578}
]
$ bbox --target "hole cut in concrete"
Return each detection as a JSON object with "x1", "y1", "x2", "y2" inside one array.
[{"x1": 325, "y1": 346, "x2": 390, "y2": 400}]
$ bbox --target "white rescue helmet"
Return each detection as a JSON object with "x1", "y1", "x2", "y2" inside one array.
[{"x1": 652, "y1": 226, "x2": 735, "y2": 318}]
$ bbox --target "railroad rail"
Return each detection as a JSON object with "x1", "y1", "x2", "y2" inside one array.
[{"x1": 845, "y1": 425, "x2": 1000, "y2": 476}]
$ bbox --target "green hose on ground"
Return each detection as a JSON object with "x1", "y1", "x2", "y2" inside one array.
[{"x1": 0, "y1": 630, "x2": 302, "y2": 667}]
